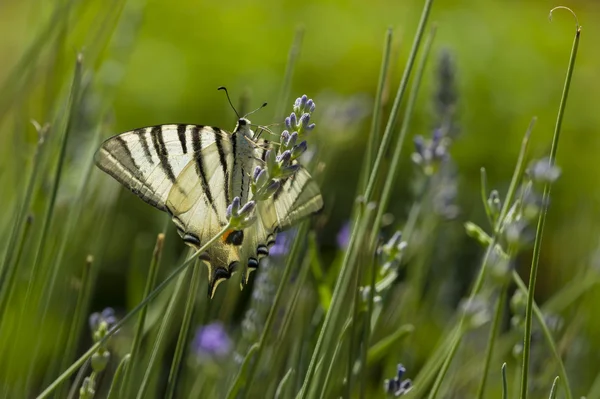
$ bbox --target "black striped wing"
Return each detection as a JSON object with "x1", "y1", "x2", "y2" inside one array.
[
  {"x1": 95, "y1": 124, "x2": 231, "y2": 213},
  {"x1": 95, "y1": 124, "x2": 323, "y2": 298}
]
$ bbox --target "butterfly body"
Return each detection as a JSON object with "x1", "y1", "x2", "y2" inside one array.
[{"x1": 95, "y1": 118, "x2": 322, "y2": 298}]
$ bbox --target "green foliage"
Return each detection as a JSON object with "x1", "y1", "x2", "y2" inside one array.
[{"x1": 0, "y1": 1, "x2": 597, "y2": 398}]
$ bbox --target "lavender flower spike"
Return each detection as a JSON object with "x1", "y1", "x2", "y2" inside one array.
[{"x1": 193, "y1": 322, "x2": 232, "y2": 358}]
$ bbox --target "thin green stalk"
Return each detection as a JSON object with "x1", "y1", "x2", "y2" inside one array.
[
  {"x1": 106, "y1": 354, "x2": 131, "y2": 399},
  {"x1": 66, "y1": 360, "x2": 89, "y2": 399},
  {"x1": 359, "y1": 27, "x2": 393, "y2": 193},
  {"x1": 366, "y1": 325, "x2": 414, "y2": 366},
  {"x1": 376, "y1": 175, "x2": 431, "y2": 293},
  {"x1": 165, "y1": 259, "x2": 202, "y2": 399},
  {"x1": 21, "y1": 54, "x2": 83, "y2": 317},
  {"x1": 136, "y1": 268, "x2": 188, "y2": 399},
  {"x1": 549, "y1": 377, "x2": 560, "y2": 399},
  {"x1": 480, "y1": 167, "x2": 494, "y2": 227},
  {"x1": 501, "y1": 363, "x2": 508, "y2": 399},
  {"x1": 36, "y1": 123, "x2": 105, "y2": 389},
  {"x1": 0, "y1": 123, "x2": 48, "y2": 320},
  {"x1": 406, "y1": 324, "x2": 460, "y2": 398},
  {"x1": 476, "y1": 285, "x2": 508, "y2": 399},
  {"x1": 520, "y1": 8, "x2": 580, "y2": 399},
  {"x1": 225, "y1": 343, "x2": 260, "y2": 399},
  {"x1": 299, "y1": 1, "x2": 435, "y2": 393},
  {"x1": 319, "y1": 203, "x2": 377, "y2": 393},
  {"x1": 274, "y1": 27, "x2": 304, "y2": 122},
  {"x1": 371, "y1": 23, "x2": 437, "y2": 240},
  {"x1": 360, "y1": 251, "x2": 378, "y2": 399},
  {"x1": 320, "y1": 318, "x2": 352, "y2": 399},
  {"x1": 363, "y1": 0, "x2": 435, "y2": 205},
  {"x1": 0, "y1": 0, "x2": 78, "y2": 123},
  {"x1": 513, "y1": 271, "x2": 572, "y2": 399},
  {"x1": 428, "y1": 326, "x2": 464, "y2": 399},
  {"x1": 276, "y1": 240, "x2": 313, "y2": 343},
  {"x1": 275, "y1": 368, "x2": 295, "y2": 399},
  {"x1": 57, "y1": 255, "x2": 94, "y2": 397},
  {"x1": 36, "y1": 224, "x2": 230, "y2": 399},
  {"x1": 346, "y1": 243, "x2": 364, "y2": 397},
  {"x1": 586, "y1": 370, "x2": 600, "y2": 399},
  {"x1": 122, "y1": 233, "x2": 165, "y2": 399},
  {"x1": 229, "y1": 221, "x2": 309, "y2": 399},
  {"x1": 427, "y1": 119, "x2": 533, "y2": 393},
  {"x1": 0, "y1": 213, "x2": 35, "y2": 321}
]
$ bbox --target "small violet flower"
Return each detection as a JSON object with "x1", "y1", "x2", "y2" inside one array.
[
  {"x1": 193, "y1": 322, "x2": 232, "y2": 358},
  {"x1": 269, "y1": 230, "x2": 294, "y2": 257},
  {"x1": 226, "y1": 197, "x2": 256, "y2": 229},
  {"x1": 384, "y1": 364, "x2": 413, "y2": 397},
  {"x1": 336, "y1": 222, "x2": 350, "y2": 249}
]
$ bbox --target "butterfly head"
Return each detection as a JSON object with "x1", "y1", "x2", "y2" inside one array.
[{"x1": 234, "y1": 118, "x2": 254, "y2": 138}]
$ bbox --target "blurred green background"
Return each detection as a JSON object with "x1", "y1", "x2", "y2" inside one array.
[{"x1": 1, "y1": 0, "x2": 599, "y2": 397}]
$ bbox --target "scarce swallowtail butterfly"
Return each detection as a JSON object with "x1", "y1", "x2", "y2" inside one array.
[{"x1": 95, "y1": 106, "x2": 323, "y2": 298}]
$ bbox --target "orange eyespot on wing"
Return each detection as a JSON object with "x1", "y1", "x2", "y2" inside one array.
[{"x1": 222, "y1": 229, "x2": 244, "y2": 246}]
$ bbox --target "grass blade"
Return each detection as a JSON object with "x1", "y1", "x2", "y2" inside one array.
[{"x1": 520, "y1": 8, "x2": 580, "y2": 399}]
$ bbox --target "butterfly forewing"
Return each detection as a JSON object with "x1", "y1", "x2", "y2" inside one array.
[{"x1": 95, "y1": 124, "x2": 228, "y2": 211}]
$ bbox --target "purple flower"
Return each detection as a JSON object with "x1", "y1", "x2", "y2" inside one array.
[
  {"x1": 192, "y1": 322, "x2": 231, "y2": 358},
  {"x1": 336, "y1": 222, "x2": 350, "y2": 249},
  {"x1": 384, "y1": 364, "x2": 413, "y2": 397},
  {"x1": 89, "y1": 307, "x2": 117, "y2": 332},
  {"x1": 269, "y1": 230, "x2": 294, "y2": 257}
]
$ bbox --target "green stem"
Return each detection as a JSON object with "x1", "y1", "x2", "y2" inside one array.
[
  {"x1": 359, "y1": 27, "x2": 393, "y2": 193},
  {"x1": 480, "y1": 167, "x2": 494, "y2": 227},
  {"x1": 476, "y1": 285, "x2": 508, "y2": 399},
  {"x1": 371, "y1": 23, "x2": 437, "y2": 242},
  {"x1": 106, "y1": 354, "x2": 131, "y2": 399},
  {"x1": 36, "y1": 224, "x2": 230, "y2": 399},
  {"x1": 362, "y1": 0, "x2": 435, "y2": 206},
  {"x1": 0, "y1": 123, "x2": 48, "y2": 317},
  {"x1": 229, "y1": 221, "x2": 309, "y2": 398},
  {"x1": 319, "y1": 318, "x2": 352, "y2": 399},
  {"x1": 549, "y1": 377, "x2": 560, "y2": 399},
  {"x1": 299, "y1": 0, "x2": 435, "y2": 391},
  {"x1": 165, "y1": 259, "x2": 202, "y2": 399},
  {"x1": 360, "y1": 252, "x2": 378, "y2": 399},
  {"x1": 275, "y1": 368, "x2": 295, "y2": 399},
  {"x1": 274, "y1": 27, "x2": 304, "y2": 122},
  {"x1": 428, "y1": 118, "x2": 533, "y2": 393},
  {"x1": 513, "y1": 271, "x2": 572, "y2": 399},
  {"x1": 346, "y1": 244, "x2": 364, "y2": 397},
  {"x1": 428, "y1": 326, "x2": 464, "y2": 399},
  {"x1": 57, "y1": 255, "x2": 94, "y2": 397},
  {"x1": 501, "y1": 363, "x2": 508, "y2": 399},
  {"x1": 520, "y1": 10, "x2": 580, "y2": 399},
  {"x1": 225, "y1": 343, "x2": 260, "y2": 399},
  {"x1": 0, "y1": 213, "x2": 35, "y2": 323},
  {"x1": 122, "y1": 233, "x2": 165, "y2": 398},
  {"x1": 136, "y1": 268, "x2": 188, "y2": 399}
]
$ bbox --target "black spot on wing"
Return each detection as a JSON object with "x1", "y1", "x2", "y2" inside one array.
[
  {"x1": 224, "y1": 230, "x2": 244, "y2": 246},
  {"x1": 257, "y1": 244, "x2": 269, "y2": 257},
  {"x1": 248, "y1": 257, "x2": 259, "y2": 270}
]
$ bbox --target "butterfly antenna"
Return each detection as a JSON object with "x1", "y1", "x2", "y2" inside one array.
[
  {"x1": 244, "y1": 102, "x2": 268, "y2": 119},
  {"x1": 218, "y1": 86, "x2": 240, "y2": 118}
]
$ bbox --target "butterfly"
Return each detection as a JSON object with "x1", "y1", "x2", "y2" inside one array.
[{"x1": 95, "y1": 115, "x2": 323, "y2": 298}]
